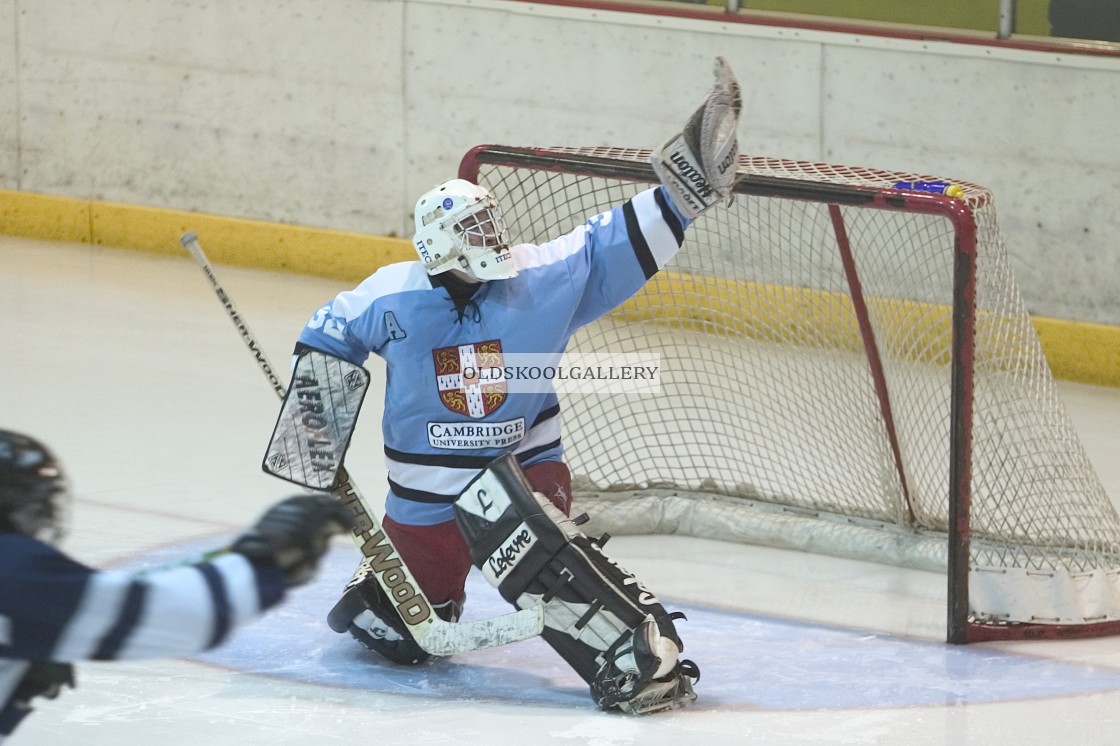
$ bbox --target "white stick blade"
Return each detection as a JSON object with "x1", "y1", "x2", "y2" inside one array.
[{"x1": 418, "y1": 607, "x2": 544, "y2": 656}]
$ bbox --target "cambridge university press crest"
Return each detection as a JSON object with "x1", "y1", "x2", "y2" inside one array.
[{"x1": 432, "y1": 340, "x2": 507, "y2": 418}]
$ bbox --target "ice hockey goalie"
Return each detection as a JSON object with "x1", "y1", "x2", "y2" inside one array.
[{"x1": 454, "y1": 454, "x2": 699, "y2": 714}]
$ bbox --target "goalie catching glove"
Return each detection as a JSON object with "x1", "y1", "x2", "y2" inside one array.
[
  {"x1": 650, "y1": 56, "x2": 742, "y2": 220},
  {"x1": 454, "y1": 455, "x2": 699, "y2": 714}
]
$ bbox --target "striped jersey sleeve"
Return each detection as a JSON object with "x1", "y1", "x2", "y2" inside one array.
[
  {"x1": 0, "y1": 534, "x2": 287, "y2": 663},
  {"x1": 511, "y1": 185, "x2": 688, "y2": 334}
]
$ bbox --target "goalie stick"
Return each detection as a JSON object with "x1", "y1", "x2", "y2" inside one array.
[{"x1": 179, "y1": 231, "x2": 544, "y2": 655}]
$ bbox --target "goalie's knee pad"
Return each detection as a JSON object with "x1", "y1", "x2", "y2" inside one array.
[
  {"x1": 455, "y1": 455, "x2": 699, "y2": 714},
  {"x1": 327, "y1": 556, "x2": 461, "y2": 666}
]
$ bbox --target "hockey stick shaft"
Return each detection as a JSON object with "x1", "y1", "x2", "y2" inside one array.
[{"x1": 179, "y1": 232, "x2": 542, "y2": 655}]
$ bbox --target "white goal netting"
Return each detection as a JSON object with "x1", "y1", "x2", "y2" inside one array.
[{"x1": 463, "y1": 145, "x2": 1120, "y2": 641}]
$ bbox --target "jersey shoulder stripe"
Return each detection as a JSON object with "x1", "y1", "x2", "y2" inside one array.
[
  {"x1": 511, "y1": 225, "x2": 589, "y2": 273},
  {"x1": 331, "y1": 261, "x2": 431, "y2": 321}
]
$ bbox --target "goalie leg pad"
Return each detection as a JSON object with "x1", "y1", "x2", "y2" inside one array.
[
  {"x1": 530, "y1": 534, "x2": 698, "y2": 714},
  {"x1": 455, "y1": 455, "x2": 699, "y2": 713}
]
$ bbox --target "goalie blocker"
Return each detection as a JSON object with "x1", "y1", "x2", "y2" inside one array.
[
  {"x1": 454, "y1": 455, "x2": 699, "y2": 714},
  {"x1": 262, "y1": 349, "x2": 370, "y2": 491}
]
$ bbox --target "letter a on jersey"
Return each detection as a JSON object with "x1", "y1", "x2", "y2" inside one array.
[{"x1": 432, "y1": 340, "x2": 507, "y2": 419}]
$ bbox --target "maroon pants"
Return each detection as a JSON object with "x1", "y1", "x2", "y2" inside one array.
[{"x1": 382, "y1": 460, "x2": 572, "y2": 608}]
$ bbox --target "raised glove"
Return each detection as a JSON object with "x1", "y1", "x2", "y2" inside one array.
[{"x1": 650, "y1": 56, "x2": 743, "y2": 220}]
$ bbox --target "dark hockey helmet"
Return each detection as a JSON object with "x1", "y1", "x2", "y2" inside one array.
[{"x1": 0, "y1": 429, "x2": 70, "y2": 542}]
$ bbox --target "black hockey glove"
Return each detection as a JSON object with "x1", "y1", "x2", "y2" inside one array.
[{"x1": 230, "y1": 494, "x2": 352, "y2": 586}]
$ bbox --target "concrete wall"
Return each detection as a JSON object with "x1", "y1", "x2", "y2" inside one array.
[
  {"x1": 6, "y1": 0, "x2": 407, "y2": 233},
  {"x1": 0, "y1": 0, "x2": 16, "y2": 185},
  {"x1": 2, "y1": 0, "x2": 1119, "y2": 324}
]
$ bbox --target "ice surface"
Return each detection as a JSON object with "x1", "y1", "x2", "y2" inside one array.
[{"x1": 4, "y1": 236, "x2": 1120, "y2": 745}]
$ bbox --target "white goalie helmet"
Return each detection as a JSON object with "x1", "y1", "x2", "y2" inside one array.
[{"x1": 412, "y1": 179, "x2": 517, "y2": 282}]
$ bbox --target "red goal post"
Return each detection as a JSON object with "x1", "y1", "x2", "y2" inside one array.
[{"x1": 458, "y1": 144, "x2": 1120, "y2": 644}]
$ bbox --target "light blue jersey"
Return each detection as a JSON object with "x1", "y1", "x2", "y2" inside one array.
[{"x1": 297, "y1": 186, "x2": 688, "y2": 527}]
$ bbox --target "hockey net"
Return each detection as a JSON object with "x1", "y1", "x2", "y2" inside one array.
[{"x1": 459, "y1": 144, "x2": 1120, "y2": 643}]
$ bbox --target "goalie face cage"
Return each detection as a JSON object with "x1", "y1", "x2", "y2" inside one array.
[{"x1": 459, "y1": 145, "x2": 1120, "y2": 644}]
